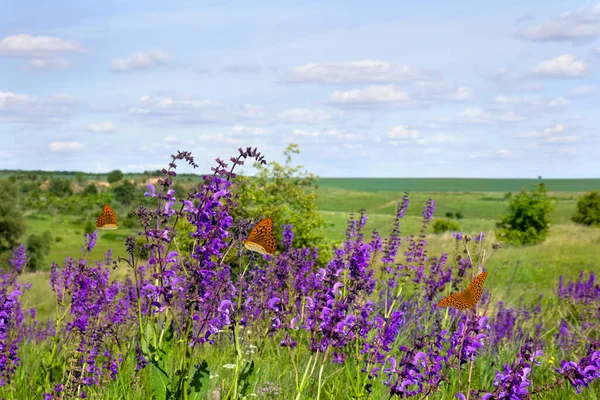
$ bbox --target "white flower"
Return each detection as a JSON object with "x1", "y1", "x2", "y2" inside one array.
[{"x1": 223, "y1": 364, "x2": 236, "y2": 369}]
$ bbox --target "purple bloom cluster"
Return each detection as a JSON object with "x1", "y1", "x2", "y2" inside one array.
[
  {"x1": 557, "y1": 271, "x2": 600, "y2": 304},
  {"x1": 556, "y1": 341, "x2": 600, "y2": 394}
]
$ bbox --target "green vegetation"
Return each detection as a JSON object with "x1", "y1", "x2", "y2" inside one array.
[
  {"x1": 0, "y1": 180, "x2": 26, "y2": 257},
  {"x1": 432, "y1": 218, "x2": 461, "y2": 234},
  {"x1": 495, "y1": 183, "x2": 555, "y2": 245},
  {"x1": 572, "y1": 190, "x2": 600, "y2": 227},
  {"x1": 107, "y1": 169, "x2": 124, "y2": 183}
]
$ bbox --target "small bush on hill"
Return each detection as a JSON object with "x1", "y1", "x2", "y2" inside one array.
[
  {"x1": 83, "y1": 184, "x2": 98, "y2": 195},
  {"x1": 495, "y1": 183, "x2": 554, "y2": 245},
  {"x1": 48, "y1": 178, "x2": 73, "y2": 198},
  {"x1": 571, "y1": 191, "x2": 600, "y2": 227},
  {"x1": 433, "y1": 219, "x2": 461, "y2": 234},
  {"x1": 445, "y1": 211, "x2": 454, "y2": 218},
  {"x1": 25, "y1": 231, "x2": 52, "y2": 271},
  {"x1": 107, "y1": 169, "x2": 124, "y2": 183}
]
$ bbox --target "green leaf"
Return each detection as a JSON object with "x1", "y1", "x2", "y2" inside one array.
[
  {"x1": 150, "y1": 359, "x2": 171, "y2": 400},
  {"x1": 189, "y1": 360, "x2": 210, "y2": 400}
]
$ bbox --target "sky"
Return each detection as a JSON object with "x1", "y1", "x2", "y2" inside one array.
[{"x1": 1, "y1": 0, "x2": 599, "y2": 178}]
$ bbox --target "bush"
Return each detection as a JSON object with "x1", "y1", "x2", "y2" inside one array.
[
  {"x1": 445, "y1": 211, "x2": 454, "y2": 219},
  {"x1": 25, "y1": 231, "x2": 52, "y2": 271},
  {"x1": 433, "y1": 219, "x2": 461, "y2": 234},
  {"x1": 48, "y1": 178, "x2": 73, "y2": 197},
  {"x1": 571, "y1": 191, "x2": 600, "y2": 227},
  {"x1": 455, "y1": 211, "x2": 464, "y2": 219},
  {"x1": 113, "y1": 181, "x2": 136, "y2": 205},
  {"x1": 232, "y1": 144, "x2": 327, "y2": 252},
  {"x1": 84, "y1": 221, "x2": 95, "y2": 235},
  {"x1": 495, "y1": 183, "x2": 554, "y2": 245},
  {"x1": 0, "y1": 180, "x2": 26, "y2": 255},
  {"x1": 83, "y1": 184, "x2": 98, "y2": 195},
  {"x1": 107, "y1": 169, "x2": 124, "y2": 183}
]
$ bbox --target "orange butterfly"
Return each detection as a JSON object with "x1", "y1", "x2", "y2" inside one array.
[
  {"x1": 243, "y1": 218, "x2": 277, "y2": 255},
  {"x1": 96, "y1": 204, "x2": 119, "y2": 230},
  {"x1": 437, "y1": 271, "x2": 488, "y2": 310}
]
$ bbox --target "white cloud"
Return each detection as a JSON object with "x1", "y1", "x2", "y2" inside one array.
[
  {"x1": 26, "y1": 57, "x2": 70, "y2": 71},
  {"x1": 163, "y1": 135, "x2": 180, "y2": 143},
  {"x1": 545, "y1": 135, "x2": 579, "y2": 143},
  {"x1": 568, "y1": 85, "x2": 595, "y2": 97},
  {"x1": 129, "y1": 95, "x2": 264, "y2": 124},
  {"x1": 0, "y1": 91, "x2": 77, "y2": 124},
  {"x1": 492, "y1": 95, "x2": 569, "y2": 115},
  {"x1": 325, "y1": 129, "x2": 360, "y2": 140},
  {"x1": 220, "y1": 63, "x2": 261, "y2": 74},
  {"x1": 517, "y1": 5, "x2": 600, "y2": 42},
  {"x1": 449, "y1": 107, "x2": 524, "y2": 125},
  {"x1": 287, "y1": 59, "x2": 440, "y2": 84},
  {"x1": 278, "y1": 108, "x2": 343, "y2": 124},
  {"x1": 520, "y1": 124, "x2": 565, "y2": 138},
  {"x1": 231, "y1": 125, "x2": 265, "y2": 135},
  {"x1": 559, "y1": 147, "x2": 577, "y2": 154},
  {"x1": 496, "y1": 149, "x2": 512, "y2": 158},
  {"x1": 412, "y1": 81, "x2": 471, "y2": 102},
  {"x1": 292, "y1": 128, "x2": 320, "y2": 137},
  {"x1": 387, "y1": 125, "x2": 421, "y2": 139},
  {"x1": 0, "y1": 34, "x2": 83, "y2": 57},
  {"x1": 491, "y1": 67, "x2": 522, "y2": 82},
  {"x1": 111, "y1": 50, "x2": 170, "y2": 72},
  {"x1": 328, "y1": 85, "x2": 411, "y2": 106},
  {"x1": 87, "y1": 121, "x2": 116, "y2": 133},
  {"x1": 49, "y1": 141, "x2": 84, "y2": 153},
  {"x1": 532, "y1": 55, "x2": 588, "y2": 78}
]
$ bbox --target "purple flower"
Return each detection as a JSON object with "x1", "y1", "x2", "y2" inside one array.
[
  {"x1": 282, "y1": 224, "x2": 294, "y2": 249},
  {"x1": 82, "y1": 230, "x2": 98, "y2": 253},
  {"x1": 556, "y1": 341, "x2": 600, "y2": 394},
  {"x1": 8, "y1": 244, "x2": 27, "y2": 274},
  {"x1": 144, "y1": 184, "x2": 156, "y2": 197}
]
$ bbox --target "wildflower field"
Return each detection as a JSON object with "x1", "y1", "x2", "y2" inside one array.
[{"x1": 1, "y1": 148, "x2": 599, "y2": 400}]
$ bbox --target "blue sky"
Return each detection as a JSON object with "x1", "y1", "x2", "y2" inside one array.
[{"x1": 1, "y1": 0, "x2": 599, "y2": 177}]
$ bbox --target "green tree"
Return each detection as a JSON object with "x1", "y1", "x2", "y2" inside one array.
[
  {"x1": 495, "y1": 183, "x2": 554, "y2": 245},
  {"x1": 571, "y1": 191, "x2": 600, "y2": 227},
  {"x1": 83, "y1": 183, "x2": 99, "y2": 196},
  {"x1": 25, "y1": 230, "x2": 52, "y2": 271},
  {"x1": 113, "y1": 180, "x2": 137, "y2": 205},
  {"x1": 107, "y1": 169, "x2": 124, "y2": 183},
  {"x1": 0, "y1": 180, "x2": 26, "y2": 254},
  {"x1": 232, "y1": 144, "x2": 327, "y2": 251},
  {"x1": 48, "y1": 178, "x2": 73, "y2": 197}
]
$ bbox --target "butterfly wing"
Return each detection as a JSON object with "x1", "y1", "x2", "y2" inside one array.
[
  {"x1": 438, "y1": 271, "x2": 488, "y2": 310},
  {"x1": 243, "y1": 218, "x2": 277, "y2": 255},
  {"x1": 465, "y1": 271, "x2": 488, "y2": 306},
  {"x1": 96, "y1": 204, "x2": 118, "y2": 230},
  {"x1": 437, "y1": 292, "x2": 472, "y2": 310}
]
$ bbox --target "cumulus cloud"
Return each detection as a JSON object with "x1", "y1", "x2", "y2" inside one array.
[
  {"x1": 128, "y1": 95, "x2": 264, "y2": 124},
  {"x1": 278, "y1": 108, "x2": 343, "y2": 124},
  {"x1": 231, "y1": 125, "x2": 264, "y2": 135},
  {"x1": 325, "y1": 129, "x2": 360, "y2": 141},
  {"x1": 287, "y1": 59, "x2": 440, "y2": 84},
  {"x1": 292, "y1": 128, "x2": 320, "y2": 137},
  {"x1": 520, "y1": 124, "x2": 565, "y2": 138},
  {"x1": 328, "y1": 85, "x2": 411, "y2": 106},
  {"x1": 220, "y1": 63, "x2": 261, "y2": 74},
  {"x1": 490, "y1": 66, "x2": 523, "y2": 82},
  {"x1": 517, "y1": 4, "x2": 600, "y2": 42},
  {"x1": 0, "y1": 34, "x2": 83, "y2": 57},
  {"x1": 387, "y1": 125, "x2": 421, "y2": 139},
  {"x1": 496, "y1": 149, "x2": 512, "y2": 158},
  {"x1": 87, "y1": 121, "x2": 116, "y2": 133},
  {"x1": 568, "y1": 85, "x2": 595, "y2": 97},
  {"x1": 519, "y1": 123, "x2": 581, "y2": 148},
  {"x1": 49, "y1": 141, "x2": 84, "y2": 153},
  {"x1": 111, "y1": 50, "x2": 170, "y2": 72},
  {"x1": 26, "y1": 57, "x2": 70, "y2": 71},
  {"x1": 0, "y1": 91, "x2": 77, "y2": 124},
  {"x1": 532, "y1": 55, "x2": 588, "y2": 78}
]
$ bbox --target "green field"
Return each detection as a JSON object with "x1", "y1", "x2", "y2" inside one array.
[{"x1": 317, "y1": 177, "x2": 600, "y2": 192}]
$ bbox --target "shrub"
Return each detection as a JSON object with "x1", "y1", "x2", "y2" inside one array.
[
  {"x1": 232, "y1": 144, "x2": 327, "y2": 252},
  {"x1": 48, "y1": 178, "x2": 73, "y2": 198},
  {"x1": 83, "y1": 184, "x2": 98, "y2": 195},
  {"x1": 107, "y1": 169, "x2": 124, "y2": 183},
  {"x1": 113, "y1": 181, "x2": 136, "y2": 205},
  {"x1": 25, "y1": 231, "x2": 52, "y2": 271},
  {"x1": 495, "y1": 183, "x2": 554, "y2": 245},
  {"x1": 0, "y1": 180, "x2": 26, "y2": 255},
  {"x1": 445, "y1": 211, "x2": 454, "y2": 218},
  {"x1": 84, "y1": 221, "x2": 95, "y2": 235},
  {"x1": 571, "y1": 191, "x2": 600, "y2": 227},
  {"x1": 433, "y1": 219, "x2": 461, "y2": 234},
  {"x1": 455, "y1": 211, "x2": 464, "y2": 219}
]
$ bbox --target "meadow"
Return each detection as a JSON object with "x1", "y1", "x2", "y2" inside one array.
[{"x1": 0, "y1": 152, "x2": 599, "y2": 399}]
